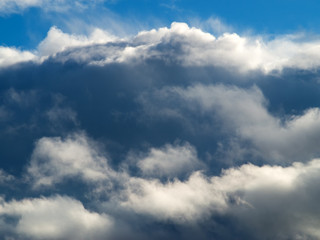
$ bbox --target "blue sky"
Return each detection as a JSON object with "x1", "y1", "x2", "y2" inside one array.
[{"x1": 1, "y1": 0, "x2": 320, "y2": 49}]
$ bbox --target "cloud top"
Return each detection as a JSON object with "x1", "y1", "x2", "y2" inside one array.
[{"x1": 4, "y1": 22, "x2": 320, "y2": 73}]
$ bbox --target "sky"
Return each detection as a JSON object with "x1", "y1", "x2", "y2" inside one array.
[
  {"x1": 2, "y1": 0, "x2": 320, "y2": 48},
  {"x1": 2, "y1": 1, "x2": 320, "y2": 240}
]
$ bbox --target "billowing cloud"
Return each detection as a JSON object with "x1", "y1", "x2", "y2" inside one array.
[
  {"x1": 111, "y1": 159, "x2": 320, "y2": 239},
  {"x1": 0, "y1": 195, "x2": 113, "y2": 239},
  {"x1": 4, "y1": 22, "x2": 320, "y2": 72},
  {"x1": 1, "y1": 20, "x2": 320, "y2": 240},
  {"x1": 141, "y1": 84, "x2": 320, "y2": 163},
  {"x1": 39, "y1": 22, "x2": 320, "y2": 72},
  {"x1": 38, "y1": 26, "x2": 117, "y2": 57},
  {"x1": 0, "y1": 46, "x2": 36, "y2": 67},
  {"x1": 135, "y1": 143, "x2": 203, "y2": 178},
  {"x1": 27, "y1": 133, "x2": 115, "y2": 188}
]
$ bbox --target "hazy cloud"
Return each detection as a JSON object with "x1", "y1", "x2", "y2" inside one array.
[{"x1": 0, "y1": 0, "x2": 107, "y2": 14}]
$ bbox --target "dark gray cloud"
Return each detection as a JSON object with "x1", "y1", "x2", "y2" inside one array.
[{"x1": 1, "y1": 23, "x2": 320, "y2": 239}]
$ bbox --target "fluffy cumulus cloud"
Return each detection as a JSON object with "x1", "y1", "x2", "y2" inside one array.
[
  {"x1": 0, "y1": 195, "x2": 113, "y2": 239},
  {"x1": 135, "y1": 143, "x2": 203, "y2": 178},
  {"x1": 27, "y1": 133, "x2": 115, "y2": 188},
  {"x1": 0, "y1": 46, "x2": 36, "y2": 67},
  {"x1": 117, "y1": 159, "x2": 320, "y2": 239},
  {"x1": 4, "y1": 22, "x2": 320, "y2": 72},
  {"x1": 38, "y1": 26, "x2": 117, "y2": 57},
  {"x1": 2, "y1": 20, "x2": 320, "y2": 240}
]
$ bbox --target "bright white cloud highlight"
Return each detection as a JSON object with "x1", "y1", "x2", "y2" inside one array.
[
  {"x1": 38, "y1": 26, "x2": 117, "y2": 57},
  {"x1": 0, "y1": 46, "x2": 36, "y2": 67},
  {"x1": 116, "y1": 159, "x2": 320, "y2": 239},
  {"x1": 119, "y1": 171, "x2": 225, "y2": 222},
  {"x1": 46, "y1": 22, "x2": 320, "y2": 73},
  {"x1": 17, "y1": 130, "x2": 320, "y2": 238},
  {"x1": 4, "y1": 22, "x2": 320, "y2": 72},
  {"x1": 0, "y1": 195, "x2": 113, "y2": 239},
  {"x1": 136, "y1": 143, "x2": 203, "y2": 178},
  {"x1": 27, "y1": 133, "x2": 114, "y2": 188}
]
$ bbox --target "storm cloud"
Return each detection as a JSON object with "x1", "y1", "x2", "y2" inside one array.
[{"x1": 1, "y1": 22, "x2": 320, "y2": 239}]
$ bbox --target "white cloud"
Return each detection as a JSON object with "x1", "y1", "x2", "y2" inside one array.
[
  {"x1": 161, "y1": 84, "x2": 320, "y2": 162},
  {"x1": 116, "y1": 158, "x2": 320, "y2": 238},
  {"x1": 27, "y1": 133, "x2": 115, "y2": 188},
  {"x1": 134, "y1": 22, "x2": 216, "y2": 45},
  {"x1": 0, "y1": 26, "x2": 117, "y2": 68},
  {"x1": 47, "y1": 22, "x2": 320, "y2": 73},
  {"x1": 0, "y1": 195, "x2": 113, "y2": 239},
  {"x1": 0, "y1": 0, "x2": 106, "y2": 14},
  {"x1": 201, "y1": 17, "x2": 233, "y2": 35},
  {"x1": 38, "y1": 26, "x2": 117, "y2": 57},
  {"x1": 16, "y1": 129, "x2": 320, "y2": 238},
  {"x1": 119, "y1": 171, "x2": 226, "y2": 223},
  {"x1": 136, "y1": 143, "x2": 203, "y2": 178},
  {"x1": 118, "y1": 160, "x2": 297, "y2": 223},
  {"x1": 0, "y1": 0, "x2": 43, "y2": 13},
  {"x1": 130, "y1": 22, "x2": 320, "y2": 73},
  {"x1": 0, "y1": 46, "x2": 36, "y2": 67},
  {"x1": 4, "y1": 22, "x2": 320, "y2": 72}
]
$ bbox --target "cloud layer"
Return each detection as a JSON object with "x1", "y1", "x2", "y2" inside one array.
[
  {"x1": 1, "y1": 22, "x2": 320, "y2": 239},
  {"x1": 5, "y1": 22, "x2": 320, "y2": 73}
]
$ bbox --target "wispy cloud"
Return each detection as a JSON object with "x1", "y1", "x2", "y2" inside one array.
[{"x1": 0, "y1": 0, "x2": 107, "y2": 14}]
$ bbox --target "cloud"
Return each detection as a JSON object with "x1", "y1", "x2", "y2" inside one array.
[
  {"x1": 118, "y1": 171, "x2": 225, "y2": 223},
  {"x1": 27, "y1": 133, "x2": 115, "y2": 188},
  {"x1": 18, "y1": 128, "x2": 320, "y2": 239},
  {"x1": 112, "y1": 159, "x2": 320, "y2": 239},
  {"x1": 0, "y1": 195, "x2": 113, "y2": 239},
  {"x1": 135, "y1": 143, "x2": 203, "y2": 178},
  {"x1": 144, "y1": 84, "x2": 320, "y2": 163},
  {"x1": 44, "y1": 22, "x2": 320, "y2": 73},
  {"x1": 2, "y1": 20, "x2": 320, "y2": 240},
  {"x1": 0, "y1": 0, "x2": 107, "y2": 14},
  {"x1": 200, "y1": 17, "x2": 233, "y2": 35},
  {"x1": 38, "y1": 26, "x2": 117, "y2": 57},
  {"x1": 0, "y1": 46, "x2": 36, "y2": 68},
  {"x1": 0, "y1": 169, "x2": 14, "y2": 184},
  {"x1": 5, "y1": 143, "x2": 320, "y2": 239},
  {"x1": 0, "y1": 26, "x2": 116, "y2": 68},
  {"x1": 4, "y1": 22, "x2": 320, "y2": 73},
  {"x1": 0, "y1": 0, "x2": 43, "y2": 13}
]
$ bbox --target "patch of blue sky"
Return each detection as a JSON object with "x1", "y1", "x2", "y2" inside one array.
[{"x1": 1, "y1": 0, "x2": 320, "y2": 49}]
